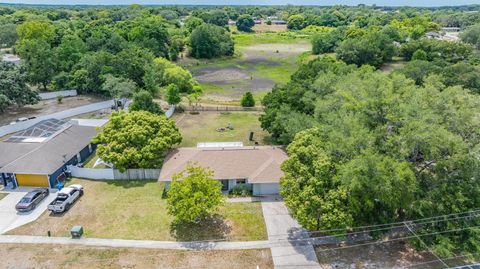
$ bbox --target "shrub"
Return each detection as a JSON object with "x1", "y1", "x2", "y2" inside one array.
[
  {"x1": 229, "y1": 184, "x2": 252, "y2": 197},
  {"x1": 241, "y1": 92, "x2": 255, "y2": 107}
]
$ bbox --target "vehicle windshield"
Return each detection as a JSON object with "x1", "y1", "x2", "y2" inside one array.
[{"x1": 19, "y1": 198, "x2": 31, "y2": 203}]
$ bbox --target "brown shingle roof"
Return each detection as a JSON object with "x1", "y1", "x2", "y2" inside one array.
[{"x1": 158, "y1": 146, "x2": 288, "y2": 184}]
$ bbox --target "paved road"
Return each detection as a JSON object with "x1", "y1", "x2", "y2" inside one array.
[
  {"x1": 261, "y1": 197, "x2": 321, "y2": 269},
  {"x1": 0, "y1": 100, "x2": 113, "y2": 137},
  {"x1": 0, "y1": 189, "x2": 55, "y2": 234}
]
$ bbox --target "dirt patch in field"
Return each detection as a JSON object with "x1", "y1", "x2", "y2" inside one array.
[
  {"x1": 194, "y1": 66, "x2": 251, "y2": 83},
  {"x1": 237, "y1": 57, "x2": 281, "y2": 67},
  {"x1": 0, "y1": 95, "x2": 106, "y2": 126},
  {"x1": 244, "y1": 43, "x2": 311, "y2": 54},
  {"x1": 0, "y1": 244, "x2": 273, "y2": 269}
]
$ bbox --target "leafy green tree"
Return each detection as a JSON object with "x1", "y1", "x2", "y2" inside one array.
[
  {"x1": 166, "y1": 84, "x2": 181, "y2": 106},
  {"x1": 460, "y1": 23, "x2": 480, "y2": 49},
  {"x1": 69, "y1": 50, "x2": 114, "y2": 94},
  {"x1": 412, "y1": 49, "x2": 427, "y2": 61},
  {"x1": 129, "y1": 90, "x2": 163, "y2": 115},
  {"x1": 16, "y1": 20, "x2": 54, "y2": 43},
  {"x1": 0, "y1": 62, "x2": 39, "y2": 113},
  {"x1": 101, "y1": 74, "x2": 136, "y2": 100},
  {"x1": 0, "y1": 23, "x2": 18, "y2": 48},
  {"x1": 184, "y1": 16, "x2": 204, "y2": 32},
  {"x1": 287, "y1": 14, "x2": 305, "y2": 30},
  {"x1": 167, "y1": 163, "x2": 224, "y2": 223},
  {"x1": 144, "y1": 57, "x2": 196, "y2": 94},
  {"x1": 240, "y1": 92, "x2": 255, "y2": 107},
  {"x1": 281, "y1": 128, "x2": 353, "y2": 230},
  {"x1": 311, "y1": 28, "x2": 344, "y2": 54},
  {"x1": 127, "y1": 16, "x2": 171, "y2": 58},
  {"x1": 54, "y1": 34, "x2": 87, "y2": 72},
  {"x1": 17, "y1": 39, "x2": 56, "y2": 90},
  {"x1": 335, "y1": 31, "x2": 395, "y2": 68},
  {"x1": 236, "y1": 14, "x2": 255, "y2": 32},
  {"x1": 113, "y1": 45, "x2": 154, "y2": 87},
  {"x1": 93, "y1": 111, "x2": 182, "y2": 171},
  {"x1": 189, "y1": 23, "x2": 234, "y2": 59},
  {"x1": 199, "y1": 10, "x2": 229, "y2": 27}
]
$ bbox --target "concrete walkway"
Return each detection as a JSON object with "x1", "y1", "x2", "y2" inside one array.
[
  {"x1": 0, "y1": 235, "x2": 271, "y2": 250},
  {"x1": 261, "y1": 197, "x2": 321, "y2": 269}
]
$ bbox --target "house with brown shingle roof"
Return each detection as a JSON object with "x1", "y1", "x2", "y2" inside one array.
[{"x1": 158, "y1": 146, "x2": 288, "y2": 195}]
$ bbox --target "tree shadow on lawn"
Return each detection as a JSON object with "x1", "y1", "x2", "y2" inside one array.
[{"x1": 170, "y1": 214, "x2": 232, "y2": 243}]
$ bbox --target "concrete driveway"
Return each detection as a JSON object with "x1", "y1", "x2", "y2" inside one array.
[
  {"x1": 0, "y1": 188, "x2": 56, "y2": 234},
  {"x1": 261, "y1": 196, "x2": 321, "y2": 269}
]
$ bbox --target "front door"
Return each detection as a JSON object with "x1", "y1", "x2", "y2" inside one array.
[{"x1": 220, "y1": 180, "x2": 229, "y2": 191}]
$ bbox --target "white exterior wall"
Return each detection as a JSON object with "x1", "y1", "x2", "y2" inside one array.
[{"x1": 252, "y1": 183, "x2": 280, "y2": 196}]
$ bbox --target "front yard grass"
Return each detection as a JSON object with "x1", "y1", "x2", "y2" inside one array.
[
  {"x1": 9, "y1": 178, "x2": 267, "y2": 241},
  {"x1": 172, "y1": 111, "x2": 271, "y2": 147},
  {"x1": 1, "y1": 244, "x2": 273, "y2": 269}
]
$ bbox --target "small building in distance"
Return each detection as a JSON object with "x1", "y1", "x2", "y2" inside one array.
[
  {"x1": 0, "y1": 119, "x2": 100, "y2": 188},
  {"x1": 159, "y1": 145, "x2": 288, "y2": 195}
]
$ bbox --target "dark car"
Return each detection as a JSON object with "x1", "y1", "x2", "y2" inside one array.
[{"x1": 15, "y1": 188, "x2": 49, "y2": 212}]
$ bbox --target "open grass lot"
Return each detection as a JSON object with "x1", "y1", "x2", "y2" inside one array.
[
  {"x1": 315, "y1": 241, "x2": 476, "y2": 269},
  {"x1": 0, "y1": 244, "x2": 273, "y2": 269},
  {"x1": 9, "y1": 178, "x2": 267, "y2": 241},
  {"x1": 172, "y1": 111, "x2": 270, "y2": 147},
  {"x1": 180, "y1": 32, "x2": 311, "y2": 103}
]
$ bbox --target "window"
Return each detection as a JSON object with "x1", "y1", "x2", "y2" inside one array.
[{"x1": 236, "y1": 179, "x2": 246, "y2": 184}]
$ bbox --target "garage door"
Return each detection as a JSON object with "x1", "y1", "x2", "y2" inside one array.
[{"x1": 15, "y1": 174, "x2": 49, "y2": 187}]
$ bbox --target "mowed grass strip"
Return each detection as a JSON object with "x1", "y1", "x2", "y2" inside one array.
[
  {"x1": 9, "y1": 178, "x2": 267, "y2": 241},
  {"x1": 1, "y1": 244, "x2": 273, "y2": 269},
  {"x1": 173, "y1": 111, "x2": 270, "y2": 147}
]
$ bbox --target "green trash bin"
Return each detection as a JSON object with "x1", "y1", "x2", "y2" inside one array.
[{"x1": 71, "y1": 226, "x2": 83, "y2": 239}]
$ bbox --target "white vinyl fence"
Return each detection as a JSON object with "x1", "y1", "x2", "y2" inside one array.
[
  {"x1": 68, "y1": 165, "x2": 160, "y2": 180},
  {"x1": 39, "y1": 90, "x2": 77, "y2": 100}
]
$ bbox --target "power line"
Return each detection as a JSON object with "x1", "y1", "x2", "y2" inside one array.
[
  {"x1": 406, "y1": 253, "x2": 479, "y2": 268},
  {"x1": 404, "y1": 221, "x2": 448, "y2": 268}
]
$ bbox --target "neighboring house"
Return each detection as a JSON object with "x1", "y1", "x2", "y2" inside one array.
[
  {"x1": 0, "y1": 119, "x2": 99, "y2": 188},
  {"x1": 158, "y1": 146, "x2": 288, "y2": 195},
  {"x1": 2, "y1": 54, "x2": 20, "y2": 65}
]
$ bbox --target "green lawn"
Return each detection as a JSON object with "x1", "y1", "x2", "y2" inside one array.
[
  {"x1": 173, "y1": 111, "x2": 271, "y2": 147},
  {"x1": 0, "y1": 193, "x2": 8, "y2": 200},
  {"x1": 82, "y1": 151, "x2": 107, "y2": 169},
  {"x1": 9, "y1": 178, "x2": 267, "y2": 241}
]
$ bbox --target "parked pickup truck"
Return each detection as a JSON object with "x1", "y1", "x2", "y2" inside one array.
[{"x1": 47, "y1": 184, "x2": 83, "y2": 213}]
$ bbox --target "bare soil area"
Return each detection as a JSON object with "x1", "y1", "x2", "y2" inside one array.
[
  {"x1": 0, "y1": 95, "x2": 106, "y2": 126},
  {"x1": 194, "y1": 66, "x2": 251, "y2": 83},
  {"x1": 0, "y1": 244, "x2": 273, "y2": 269},
  {"x1": 315, "y1": 241, "x2": 471, "y2": 269}
]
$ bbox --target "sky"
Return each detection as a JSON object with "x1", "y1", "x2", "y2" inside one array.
[{"x1": 1, "y1": 0, "x2": 480, "y2": 7}]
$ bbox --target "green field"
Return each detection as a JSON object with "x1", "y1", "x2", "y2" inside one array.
[
  {"x1": 173, "y1": 111, "x2": 271, "y2": 147},
  {"x1": 180, "y1": 32, "x2": 311, "y2": 104},
  {"x1": 9, "y1": 179, "x2": 267, "y2": 241}
]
